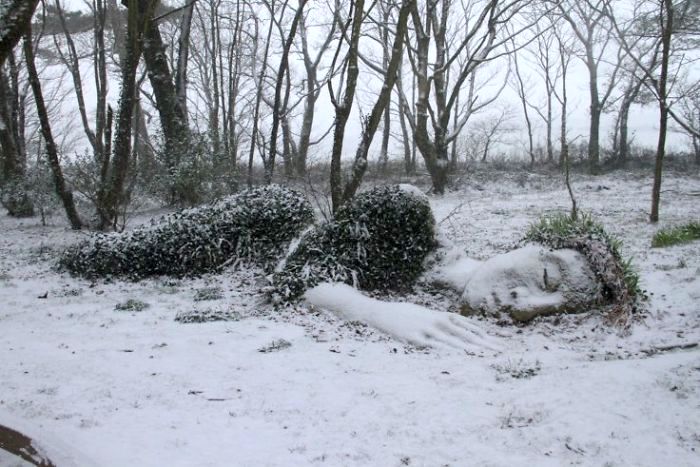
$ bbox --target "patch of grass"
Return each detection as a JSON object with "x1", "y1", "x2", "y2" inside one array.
[
  {"x1": 258, "y1": 339, "x2": 292, "y2": 353},
  {"x1": 492, "y1": 358, "x2": 541, "y2": 381},
  {"x1": 174, "y1": 307, "x2": 241, "y2": 323},
  {"x1": 651, "y1": 221, "x2": 700, "y2": 248},
  {"x1": 115, "y1": 298, "x2": 150, "y2": 312}
]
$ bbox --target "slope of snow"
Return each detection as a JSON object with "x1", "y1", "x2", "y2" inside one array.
[{"x1": 1, "y1": 170, "x2": 699, "y2": 466}]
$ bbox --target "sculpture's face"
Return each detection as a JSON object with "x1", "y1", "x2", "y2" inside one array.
[{"x1": 460, "y1": 245, "x2": 599, "y2": 322}]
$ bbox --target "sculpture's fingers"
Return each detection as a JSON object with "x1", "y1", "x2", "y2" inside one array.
[
  {"x1": 447, "y1": 314, "x2": 487, "y2": 336},
  {"x1": 436, "y1": 319, "x2": 502, "y2": 353},
  {"x1": 422, "y1": 330, "x2": 478, "y2": 352}
]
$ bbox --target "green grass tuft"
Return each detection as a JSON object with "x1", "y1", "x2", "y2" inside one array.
[{"x1": 651, "y1": 221, "x2": 700, "y2": 248}]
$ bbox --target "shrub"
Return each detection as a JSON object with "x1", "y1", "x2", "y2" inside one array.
[
  {"x1": 194, "y1": 286, "x2": 224, "y2": 301},
  {"x1": 271, "y1": 184, "x2": 437, "y2": 302},
  {"x1": 651, "y1": 221, "x2": 700, "y2": 248},
  {"x1": 524, "y1": 213, "x2": 642, "y2": 322},
  {"x1": 115, "y1": 299, "x2": 150, "y2": 312},
  {"x1": 59, "y1": 185, "x2": 314, "y2": 280}
]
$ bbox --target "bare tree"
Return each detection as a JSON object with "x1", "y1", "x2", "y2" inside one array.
[
  {"x1": 557, "y1": 0, "x2": 623, "y2": 173},
  {"x1": 0, "y1": 0, "x2": 40, "y2": 66},
  {"x1": 465, "y1": 107, "x2": 514, "y2": 162},
  {"x1": 524, "y1": 17, "x2": 562, "y2": 164},
  {"x1": 0, "y1": 1, "x2": 40, "y2": 216},
  {"x1": 605, "y1": 0, "x2": 700, "y2": 222},
  {"x1": 23, "y1": 25, "x2": 82, "y2": 229},
  {"x1": 650, "y1": 0, "x2": 673, "y2": 223},
  {"x1": 401, "y1": 0, "x2": 535, "y2": 194},
  {"x1": 340, "y1": 0, "x2": 413, "y2": 205},
  {"x1": 292, "y1": 6, "x2": 337, "y2": 176},
  {"x1": 98, "y1": 0, "x2": 159, "y2": 230},
  {"x1": 511, "y1": 45, "x2": 535, "y2": 165},
  {"x1": 551, "y1": 16, "x2": 573, "y2": 168},
  {"x1": 327, "y1": 0, "x2": 364, "y2": 211},
  {"x1": 267, "y1": 0, "x2": 308, "y2": 183},
  {"x1": 677, "y1": 89, "x2": 700, "y2": 163},
  {"x1": 245, "y1": 0, "x2": 277, "y2": 188},
  {"x1": 142, "y1": 4, "x2": 193, "y2": 203}
]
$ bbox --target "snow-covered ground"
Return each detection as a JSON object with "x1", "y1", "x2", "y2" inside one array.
[{"x1": 1, "y1": 169, "x2": 699, "y2": 466}]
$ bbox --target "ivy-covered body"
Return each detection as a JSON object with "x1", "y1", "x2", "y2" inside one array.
[
  {"x1": 59, "y1": 185, "x2": 314, "y2": 280},
  {"x1": 271, "y1": 185, "x2": 437, "y2": 302}
]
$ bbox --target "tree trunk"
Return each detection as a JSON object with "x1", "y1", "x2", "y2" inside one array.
[
  {"x1": 618, "y1": 101, "x2": 630, "y2": 163},
  {"x1": 267, "y1": 0, "x2": 307, "y2": 184},
  {"x1": 586, "y1": 47, "x2": 601, "y2": 174},
  {"x1": 650, "y1": 0, "x2": 673, "y2": 223},
  {"x1": 23, "y1": 27, "x2": 82, "y2": 229},
  {"x1": 246, "y1": 6, "x2": 275, "y2": 188},
  {"x1": 513, "y1": 49, "x2": 535, "y2": 166},
  {"x1": 0, "y1": 66, "x2": 33, "y2": 217},
  {"x1": 341, "y1": 0, "x2": 412, "y2": 205},
  {"x1": 99, "y1": 0, "x2": 157, "y2": 230},
  {"x1": 379, "y1": 99, "x2": 391, "y2": 175},
  {"x1": 378, "y1": 5, "x2": 392, "y2": 176},
  {"x1": 142, "y1": 17, "x2": 192, "y2": 202},
  {"x1": 617, "y1": 77, "x2": 643, "y2": 164},
  {"x1": 398, "y1": 97, "x2": 414, "y2": 175},
  {"x1": 329, "y1": 0, "x2": 365, "y2": 212},
  {"x1": 0, "y1": 0, "x2": 39, "y2": 66},
  {"x1": 175, "y1": 0, "x2": 194, "y2": 118},
  {"x1": 546, "y1": 94, "x2": 553, "y2": 163}
]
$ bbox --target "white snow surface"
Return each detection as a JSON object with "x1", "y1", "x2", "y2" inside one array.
[{"x1": 1, "y1": 170, "x2": 699, "y2": 466}]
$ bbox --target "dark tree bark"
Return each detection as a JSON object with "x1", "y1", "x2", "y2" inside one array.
[
  {"x1": 558, "y1": 1, "x2": 622, "y2": 175},
  {"x1": 246, "y1": 2, "x2": 276, "y2": 188},
  {"x1": 0, "y1": 68, "x2": 33, "y2": 217},
  {"x1": 142, "y1": 16, "x2": 192, "y2": 202},
  {"x1": 378, "y1": 2, "x2": 392, "y2": 175},
  {"x1": 650, "y1": 0, "x2": 673, "y2": 223},
  {"x1": 329, "y1": 0, "x2": 364, "y2": 212},
  {"x1": 294, "y1": 10, "x2": 335, "y2": 177},
  {"x1": 267, "y1": 0, "x2": 308, "y2": 184},
  {"x1": 616, "y1": 75, "x2": 644, "y2": 163},
  {"x1": 175, "y1": 0, "x2": 194, "y2": 118},
  {"x1": 23, "y1": 27, "x2": 82, "y2": 229},
  {"x1": 512, "y1": 47, "x2": 535, "y2": 166},
  {"x1": 99, "y1": 0, "x2": 158, "y2": 229},
  {"x1": 340, "y1": 0, "x2": 413, "y2": 205},
  {"x1": 0, "y1": 0, "x2": 39, "y2": 66}
]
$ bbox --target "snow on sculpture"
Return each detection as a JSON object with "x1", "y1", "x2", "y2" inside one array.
[
  {"x1": 305, "y1": 282, "x2": 500, "y2": 353},
  {"x1": 459, "y1": 245, "x2": 601, "y2": 322}
]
